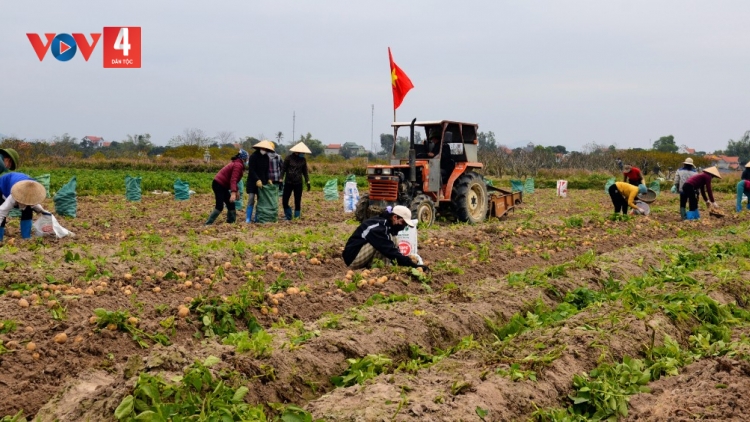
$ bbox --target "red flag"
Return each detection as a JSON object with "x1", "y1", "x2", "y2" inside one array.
[{"x1": 389, "y1": 47, "x2": 414, "y2": 110}]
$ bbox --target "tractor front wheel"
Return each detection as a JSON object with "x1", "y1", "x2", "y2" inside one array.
[
  {"x1": 452, "y1": 172, "x2": 488, "y2": 224},
  {"x1": 354, "y1": 193, "x2": 372, "y2": 222},
  {"x1": 410, "y1": 194, "x2": 435, "y2": 227}
]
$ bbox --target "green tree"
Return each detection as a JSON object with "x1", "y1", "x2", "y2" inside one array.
[
  {"x1": 379, "y1": 133, "x2": 394, "y2": 155},
  {"x1": 653, "y1": 135, "x2": 678, "y2": 153},
  {"x1": 297, "y1": 133, "x2": 324, "y2": 157},
  {"x1": 477, "y1": 131, "x2": 497, "y2": 153},
  {"x1": 725, "y1": 132, "x2": 750, "y2": 165}
]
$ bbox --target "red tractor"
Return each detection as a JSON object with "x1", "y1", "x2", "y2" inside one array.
[{"x1": 355, "y1": 119, "x2": 522, "y2": 226}]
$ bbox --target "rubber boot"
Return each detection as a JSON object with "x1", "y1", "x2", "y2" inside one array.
[
  {"x1": 245, "y1": 205, "x2": 254, "y2": 223},
  {"x1": 679, "y1": 208, "x2": 687, "y2": 220},
  {"x1": 294, "y1": 210, "x2": 301, "y2": 219},
  {"x1": 227, "y1": 209, "x2": 237, "y2": 224},
  {"x1": 205, "y1": 209, "x2": 221, "y2": 225},
  {"x1": 0, "y1": 227, "x2": 4, "y2": 242},
  {"x1": 20, "y1": 219, "x2": 32, "y2": 239},
  {"x1": 284, "y1": 207, "x2": 292, "y2": 221},
  {"x1": 686, "y1": 210, "x2": 700, "y2": 220}
]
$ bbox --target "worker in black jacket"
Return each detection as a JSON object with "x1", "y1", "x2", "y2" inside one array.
[{"x1": 343, "y1": 205, "x2": 429, "y2": 270}]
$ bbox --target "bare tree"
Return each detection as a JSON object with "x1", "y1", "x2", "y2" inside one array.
[
  {"x1": 168, "y1": 128, "x2": 213, "y2": 147},
  {"x1": 216, "y1": 131, "x2": 235, "y2": 146},
  {"x1": 275, "y1": 131, "x2": 284, "y2": 146}
]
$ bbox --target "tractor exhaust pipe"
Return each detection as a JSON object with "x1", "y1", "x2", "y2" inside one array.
[{"x1": 409, "y1": 118, "x2": 416, "y2": 183}]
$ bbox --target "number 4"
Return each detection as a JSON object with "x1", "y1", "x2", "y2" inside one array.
[{"x1": 114, "y1": 28, "x2": 131, "y2": 56}]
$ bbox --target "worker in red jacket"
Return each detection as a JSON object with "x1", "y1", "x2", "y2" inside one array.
[
  {"x1": 206, "y1": 149, "x2": 248, "y2": 224},
  {"x1": 622, "y1": 164, "x2": 643, "y2": 186},
  {"x1": 682, "y1": 166, "x2": 721, "y2": 220}
]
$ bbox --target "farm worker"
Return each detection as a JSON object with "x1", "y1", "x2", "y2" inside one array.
[
  {"x1": 0, "y1": 173, "x2": 51, "y2": 241},
  {"x1": 343, "y1": 205, "x2": 429, "y2": 271},
  {"x1": 418, "y1": 128, "x2": 454, "y2": 184},
  {"x1": 205, "y1": 149, "x2": 248, "y2": 225},
  {"x1": 245, "y1": 140, "x2": 274, "y2": 223},
  {"x1": 736, "y1": 179, "x2": 750, "y2": 212},
  {"x1": 681, "y1": 166, "x2": 722, "y2": 220},
  {"x1": 267, "y1": 143, "x2": 284, "y2": 193},
  {"x1": 0, "y1": 148, "x2": 20, "y2": 174},
  {"x1": 608, "y1": 182, "x2": 647, "y2": 215},
  {"x1": 622, "y1": 164, "x2": 643, "y2": 186},
  {"x1": 738, "y1": 162, "x2": 750, "y2": 212},
  {"x1": 281, "y1": 142, "x2": 311, "y2": 220},
  {"x1": 673, "y1": 158, "x2": 697, "y2": 219}
]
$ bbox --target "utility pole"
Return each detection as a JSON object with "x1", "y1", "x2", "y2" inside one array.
[
  {"x1": 370, "y1": 104, "x2": 374, "y2": 154},
  {"x1": 292, "y1": 111, "x2": 296, "y2": 144}
]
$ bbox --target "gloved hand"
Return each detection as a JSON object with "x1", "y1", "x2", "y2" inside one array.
[
  {"x1": 307, "y1": 182, "x2": 311, "y2": 192},
  {"x1": 670, "y1": 185, "x2": 677, "y2": 194},
  {"x1": 416, "y1": 264, "x2": 430, "y2": 272},
  {"x1": 711, "y1": 201, "x2": 718, "y2": 208},
  {"x1": 230, "y1": 192, "x2": 237, "y2": 202},
  {"x1": 256, "y1": 180, "x2": 263, "y2": 188}
]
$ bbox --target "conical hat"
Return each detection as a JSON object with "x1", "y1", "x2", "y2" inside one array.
[
  {"x1": 253, "y1": 140, "x2": 275, "y2": 152},
  {"x1": 289, "y1": 142, "x2": 312, "y2": 154},
  {"x1": 0, "y1": 148, "x2": 19, "y2": 170},
  {"x1": 703, "y1": 166, "x2": 721, "y2": 178},
  {"x1": 10, "y1": 180, "x2": 46, "y2": 205}
]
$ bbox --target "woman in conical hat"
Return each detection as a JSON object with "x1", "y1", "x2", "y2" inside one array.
[
  {"x1": 280, "y1": 142, "x2": 312, "y2": 220},
  {"x1": 244, "y1": 140, "x2": 275, "y2": 223},
  {"x1": 0, "y1": 172, "x2": 51, "y2": 240},
  {"x1": 682, "y1": 166, "x2": 721, "y2": 220},
  {"x1": 0, "y1": 148, "x2": 20, "y2": 174}
]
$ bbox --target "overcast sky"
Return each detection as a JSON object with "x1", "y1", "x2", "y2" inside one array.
[{"x1": 2, "y1": 1, "x2": 750, "y2": 152}]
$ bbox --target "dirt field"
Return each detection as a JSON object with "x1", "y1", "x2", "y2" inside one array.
[{"x1": 1, "y1": 188, "x2": 750, "y2": 421}]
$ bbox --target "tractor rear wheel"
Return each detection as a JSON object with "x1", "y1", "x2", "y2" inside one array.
[
  {"x1": 354, "y1": 193, "x2": 371, "y2": 222},
  {"x1": 452, "y1": 172, "x2": 488, "y2": 224},
  {"x1": 409, "y1": 194, "x2": 435, "y2": 227}
]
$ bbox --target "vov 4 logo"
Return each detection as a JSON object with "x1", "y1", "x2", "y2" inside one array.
[{"x1": 26, "y1": 27, "x2": 141, "y2": 68}]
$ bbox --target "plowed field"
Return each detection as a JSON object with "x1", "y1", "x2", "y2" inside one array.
[{"x1": 2, "y1": 188, "x2": 750, "y2": 421}]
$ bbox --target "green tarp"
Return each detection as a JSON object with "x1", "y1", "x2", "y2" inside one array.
[
  {"x1": 649, "y1": 180, "x2": 661, "y2": 194},
  {"x1": 34, "y1": 174, "x2": 51, "y2": 198},
  {"x1": 174, "y1": 179, "x2": 190, "y2": 201},
  {"x1": 324, "y1": 179, "x2": 338, "y2": 201},
  {"x1": 524, "y1": 178, "x2": 535, "y2": 194},
  {"x1": 511, "y1": 179, "x2": 523, "y2": 192},
  {"x1": 125, "y1": 176, "x2": 142, "y2": 202},
  {"x1": 605, "y1": 177, "x2": 616, "y2": 193},
  {"x1": 53, "y1": 177, "x2": 77, "y2": 218},
  {"x1": 234, "y1": 180, "x2": 245, "y2": 210},
  {"x1": 345, "y1": 174, "x2": 357, "y2": 183},
  {"x1": 255, "y1": 184, "x2": 278, "y2": 223}
]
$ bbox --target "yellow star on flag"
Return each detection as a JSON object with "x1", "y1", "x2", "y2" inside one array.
[{"x1": 391, "y1": 68, "x2": 398, "y2": 86}]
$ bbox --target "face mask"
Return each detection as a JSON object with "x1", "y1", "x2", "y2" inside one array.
[
  {"x1": 260, "y1": 150, "x2": 267, "y2": 155},
  {"x1": 296, "y1": 153, "x2": 304, "y2": 157}
]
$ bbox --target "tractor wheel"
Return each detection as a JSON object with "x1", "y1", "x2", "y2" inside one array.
[
  {"x1": 452, "y1": 172, "x2": 488, "y2": 224},
  {"x1": 409, "y1": 194, "x2": 435, "y2": 227},
  {"x1": 354, "y1": 193, "x2": 371, "y2": 222}
]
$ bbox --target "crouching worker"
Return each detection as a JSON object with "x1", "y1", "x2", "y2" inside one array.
[
  {"x1": 0, "y1": 173, "x2": 51, "y2": 241},
  {"x1": 608, "y1": 182, "x2": 646, "y2": 215},
  {"x1": 343, "y1": 205, "x2": 429, "y2": 271},
  {"x1": 682, "y1": 166, "x2": 721, "y2": 220}
]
